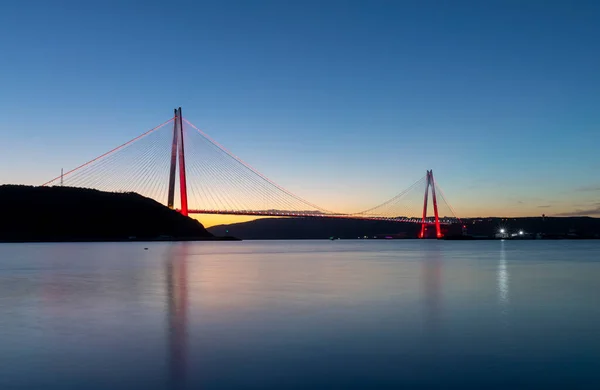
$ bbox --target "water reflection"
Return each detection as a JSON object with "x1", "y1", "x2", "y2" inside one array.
[
  {"x1": 2, "y1": 241, "x2": 600, "y2": 389},
  {"x1": 166, "y1": 244, "x2": 190, "y2": 389},
  {"x1": 497, "y1": 241, "x2": 509, "y2": 309},
  {"x1": 422, "y1": 247, "x2": 443, "y2": 332}
]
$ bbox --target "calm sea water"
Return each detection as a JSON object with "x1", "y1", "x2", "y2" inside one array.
[{"x1": 0, "y1": 240, "x2": 599, "y2": 389}]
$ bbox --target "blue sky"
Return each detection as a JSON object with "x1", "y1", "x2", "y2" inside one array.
[{"x1": 1, "y1": 0, "x2": 599, "y2": 218}]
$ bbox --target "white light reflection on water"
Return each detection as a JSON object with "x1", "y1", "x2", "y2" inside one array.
[{"x1": 497, "y1": 240, "x2": 509, "y2": 309}]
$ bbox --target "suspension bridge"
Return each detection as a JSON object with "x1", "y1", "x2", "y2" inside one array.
[{"x1": 41, "y1": 108, "x2": 461, "y2": 238}]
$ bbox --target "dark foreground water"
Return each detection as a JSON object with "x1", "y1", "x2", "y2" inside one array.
[{"x1": 0, "y1": 240, "x2": 599, "y2": 389}]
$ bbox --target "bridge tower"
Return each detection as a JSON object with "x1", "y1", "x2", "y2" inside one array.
[
  {"x1": 167, "y1": 107, "x2": 189, "y2": 216},
  {"x1": 419, "y1": 170, "x2": 442, "y2": 239}
]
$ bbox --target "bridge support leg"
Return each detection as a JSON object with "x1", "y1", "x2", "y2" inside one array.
[
  {"x1": 176, "y1": 107, "x2": 188, "y2": 217},
  {"x1": 166, "y1": 107, "x2": 189, "y2": 217},
  {"x1": 167, "y1": 109, "x2": 179, "y2": 209},
  {"x1": 419, "y1": 170, "x2": 442, "y2": 239},
  {"x1": 420, "y1": 171, "x2": 430, "y2": 238},
  {"x1": 430, "y1": 170, "x2": 442, "y2": 238}
]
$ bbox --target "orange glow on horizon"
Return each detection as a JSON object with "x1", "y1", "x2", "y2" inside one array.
[{"x1": 191, "y1": 214, "x2": 273, "y2": 228}]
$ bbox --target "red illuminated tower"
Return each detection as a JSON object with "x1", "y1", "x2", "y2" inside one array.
[{"x1": 419, "y1": 170, "x2": 442, "y2": 239}]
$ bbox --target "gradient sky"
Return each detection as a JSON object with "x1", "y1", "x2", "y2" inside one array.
[{"x1": 1, "y1": 0, "x2": 599, "y2": 226}]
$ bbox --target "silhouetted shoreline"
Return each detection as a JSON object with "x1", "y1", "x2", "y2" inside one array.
[
  {"x1": 0, "y1": 185, "x2": 240, "y2": 243},
  {"x1": 208, "y1": 216, "x2": 600, "y2": 240}
]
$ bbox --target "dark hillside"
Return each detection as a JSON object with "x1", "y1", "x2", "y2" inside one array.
[
  {"x1": 208, "y1": 216, "x2": 600, "y2": 240},
  {"x1": 0, "y1": 185, "x2": 213, "y2": 242},
  {"x1": 208, "y1": 217, "x2": 421, "y2": 239}
]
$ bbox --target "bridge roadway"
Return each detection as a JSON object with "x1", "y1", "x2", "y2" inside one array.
[{"x1": 186, "y1": 209, "x2": 457, "y2": 225}]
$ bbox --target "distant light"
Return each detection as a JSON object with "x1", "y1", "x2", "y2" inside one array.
[
  {"x1": 500, "y1": 229, "x2": 505, "y2": 234},
  {"x1": 519, "y1": 230, "x2": 524, "y2": 235}
]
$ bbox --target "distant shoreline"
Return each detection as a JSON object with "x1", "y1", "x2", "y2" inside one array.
[
  {"x1": 443, "y1": 237, "x2": 600, "y2": 241},
  {"x1": 3, "y1": 237, "x2": 599, "y2": 243},
  {"x1": 208, "y1": 216, "x2": 600, "y2": 240}
]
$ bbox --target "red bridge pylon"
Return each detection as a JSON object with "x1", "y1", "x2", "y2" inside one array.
[{"x1": 419, "y1": 170, "x2": 442, "y2": 239}]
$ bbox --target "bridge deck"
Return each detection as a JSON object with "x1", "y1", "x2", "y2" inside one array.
[{"x1": 187, "y1": 209, "x2": 456, "y2": 225}]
